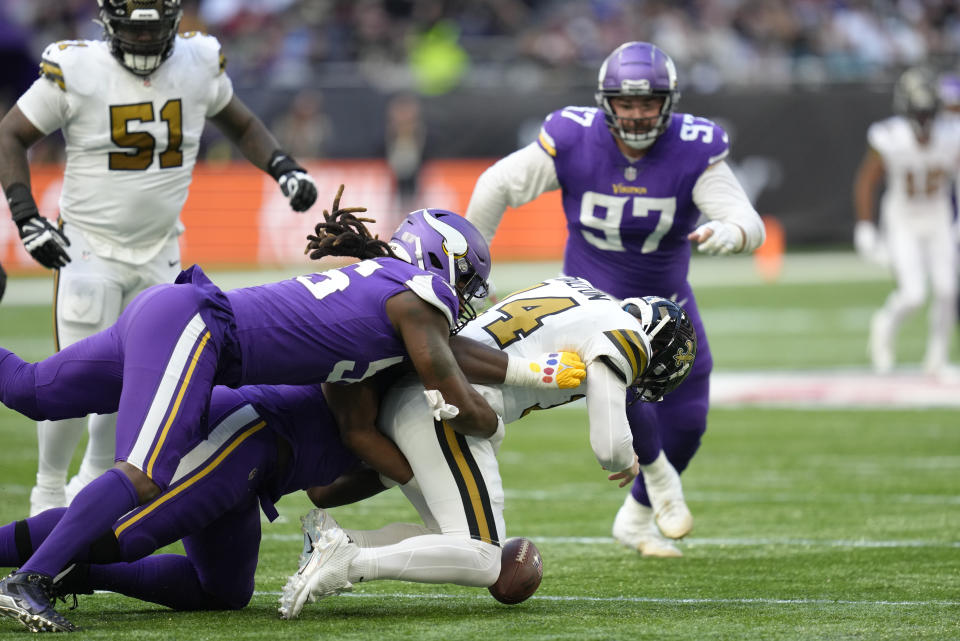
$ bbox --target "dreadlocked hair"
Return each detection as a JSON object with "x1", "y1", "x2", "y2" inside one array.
[{"x1": 304, "y1": 184, "x2": 399, "y2": 261}]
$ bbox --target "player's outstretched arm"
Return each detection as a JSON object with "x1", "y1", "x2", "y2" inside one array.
[
  {"x1": 386, "y1": 291, "x2": 499, "y2": 438},
  {"x1": 448, "y1": 335, "x2": 586, "y2": 390},
  {"x1": 0, "y1": 107, "x2": 70, "y2": 269},
  {"x1": 322, "y1": 378, "x2": 413, "y2": 486},
  {"x1": 209, "y1": 96, "x2": 317, "y2": 212}
]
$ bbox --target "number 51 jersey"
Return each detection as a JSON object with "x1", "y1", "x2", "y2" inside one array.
[
  {"x1": 457, "y1": 276, "x2": 651, "y2": 422},
  {"x1": 538, "y1": 107, "x2": 730, "y2": 299},
  {"x1": 16, "y1": 33, "x2": 233, "y2": 263}
]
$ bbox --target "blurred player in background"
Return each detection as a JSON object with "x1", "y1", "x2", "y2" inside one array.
[
  {"x1": 0, "y1": 0, "x2": 318, "y2": 516},
  {"x1": 465, "y1": 41, "x2": 764, "y2": 557},
  {"x1": 279, "y1": 286, "x2": 696, "y2": 619},
  {"x1": 853, "y1": 67, "x2": 960, "y2": 377}
]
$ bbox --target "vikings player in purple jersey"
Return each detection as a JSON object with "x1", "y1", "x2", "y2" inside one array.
[
  {"x1": 466, "y1": 42, "x2": 766, "y2": 557},
  {"x1": 0, "y1": 187, "x2": 583, "y2": 631},
  {"x1": 0, "y1": 383, "x2": 359, "y2": 631}
]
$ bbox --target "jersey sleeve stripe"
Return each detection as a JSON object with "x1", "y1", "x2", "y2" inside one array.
[
  {"x1": 538, "y1": 128, "x2": 557, "y2": 157},
  {"x1": 39, "y1": 60, "x2": 66, "y2": 91},
  {"x1": 218, "y1": 52, "x2": 227, "y2": 74}
]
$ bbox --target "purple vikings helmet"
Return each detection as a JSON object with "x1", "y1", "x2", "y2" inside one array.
[
  {"x1": 98, "y1": 0, "x2": 183, "y2": 76},
  {"x1": 893, "y1": 67, "x2": 940, "y2": 137},
  {"x1": 621, "y1": 296, "x2": 696, "y2": 403},
  {"x1": 389, "y1": 209, "x2": 491, "y2": 331},
  {"x1": 595, "y1": 41, "x2": 680, "y2": 150}
]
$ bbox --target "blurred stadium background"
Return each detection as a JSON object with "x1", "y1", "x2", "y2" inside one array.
[
  {"x1": 0, "y1": 4, "x2": 958, "y2": 638},
  {"x1": 4, "y1": 0, "x2": 960, "y2": 271}
]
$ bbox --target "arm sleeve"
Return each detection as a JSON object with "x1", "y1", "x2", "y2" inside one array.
[
  {"x1": 584, "y1": 360, "x2": 635, "y2": 473},
  {"x1": 16, "y1": 77, "x2": 68, "y2": 136},
  {"x1": 465, "y1": 142, "x2": 561, "y2": 244},
  {"x1": 691, "y1": 160, "x2": 766, "y2": 253}
]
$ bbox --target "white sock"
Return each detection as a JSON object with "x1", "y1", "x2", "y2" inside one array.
[
  {"x1": 344, "y1": 522, "x2": 436, "y2": 548},
  {"x1": 348, "y1": 534, "x2": 500, "y2": 587},
  {"x1": 35, "y1": 418, "x2": 86, "y2": 488},
  {"x1": 639, "y1": 450, "x2": 671, "y2": 485},
  {"x1": 76, "y1": 413, "x2": 117, "y2": 479}
]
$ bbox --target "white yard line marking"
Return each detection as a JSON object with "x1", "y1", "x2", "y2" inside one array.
[
  {"x1": 261, "y1": 533, "x2": 960, "y2": 548},
  {"x1": 252, "y1": 591, "x2": 959, "y2": 607}
]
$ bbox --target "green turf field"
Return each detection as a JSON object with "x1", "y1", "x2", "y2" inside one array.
[{"x1": 0, "y1": 256, "x2": 958, "y2": 640}]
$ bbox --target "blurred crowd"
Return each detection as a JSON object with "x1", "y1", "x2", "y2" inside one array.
[{"x1": 3, "y1": 0, "x2": 960, "y2": 95}]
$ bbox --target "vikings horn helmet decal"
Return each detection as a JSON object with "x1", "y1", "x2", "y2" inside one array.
[
  {"x1": 390, "y1": 209, "x2": 491, "y2": 331},
  {"x1": 595, "y1": 41, "x2": 680, "y2": 150}
]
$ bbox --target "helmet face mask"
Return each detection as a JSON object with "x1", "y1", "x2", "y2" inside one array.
[
  {"x1": 595, "y1": 42, "x2": 680, "y2": 150},
  {"x1": 98, "y1": 0, "x2": 183, "y2": 76},
  {"x1": 622, "y1": 296, "x2": 696, "y2": 403},
  {"x1": 389, "y1": 209, "x2": 491, "y2": 333}
]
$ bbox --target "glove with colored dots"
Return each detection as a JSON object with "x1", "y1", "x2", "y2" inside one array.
[{"x1": 504, "y1": 351, "x2": 586, "y2": 390}]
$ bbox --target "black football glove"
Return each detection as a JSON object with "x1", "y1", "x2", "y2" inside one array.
[
  {"x1": 268, "y1": 150, "x2": 317, "y2": 212},
  {"x1": 6, "y1": 183, "x2": 70, "y2": 269},
  {"x1": 0, "y1": 262, "x2": 6, "y2": 303}
]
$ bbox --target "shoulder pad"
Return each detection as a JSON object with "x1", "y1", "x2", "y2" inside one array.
[
  {"x1": 538, "y1": 106, "x2": 599, "y2": 158},
  {"x1": 176, "y1": 32, "x2": 227, "y2": 76},
  {"x1": 38, "y1": 40, "x2": 96, "y2": 92},
  {"x1": 601, "y1": 328, "x2": 649, "y2": 385},
  {"x1": 405, "y1": 273, "x2": 457, "y2": 328}
]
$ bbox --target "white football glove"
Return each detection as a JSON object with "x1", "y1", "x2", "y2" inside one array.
[
  {"x1": 691, "y1": 220, "x2": 742, "y2": 255},
  {"x1": 423, "y1": 389, "x2": 460, "y2": 421},
  {"x1": 854, "y1": 220, "x2": 888, "y2": 265}
]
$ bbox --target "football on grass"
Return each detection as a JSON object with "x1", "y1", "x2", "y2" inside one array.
[{"x1": 488, "y1": 537, "x2": 543, "y2": 604}]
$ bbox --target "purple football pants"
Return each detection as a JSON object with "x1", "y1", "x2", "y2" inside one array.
[
  {"x1": 626, "y1": 292, "x2": 712, "y2": 508},
  {"x1": 0, "y1": 389, "x2": 278, "y2": 610},
  {"x1": 0, "y1": 280, "x2": 232, "y2": 488}
]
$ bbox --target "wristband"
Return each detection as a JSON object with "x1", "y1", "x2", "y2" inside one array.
[
  {"x1": 266, "y1": 150, "x2": 305, "y2": 182},
  {"x1": 5, "y1": 183, "x2": 39, "y2": 223},
  {"x1": 504, "y1": 355, "x2": 546, "y2": 387}
]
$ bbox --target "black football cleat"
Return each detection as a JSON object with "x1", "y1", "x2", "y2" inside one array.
[{"x1": 0, "y1": 571, "x2": 77, "y2": 632}]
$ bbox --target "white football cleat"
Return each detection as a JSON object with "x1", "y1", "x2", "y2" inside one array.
[
  {"x1": 612, "y1": 495, "x2": 683, "y2": 558},
  {"x1": 28, "y1": 485, "x2": 66, "y2": 517},
  {"x1": 278, "y1": 525, "x2": 358, "y2": 620},
  {"x1": 298, "y1": 509, "x2": 342, "y2": 567}
]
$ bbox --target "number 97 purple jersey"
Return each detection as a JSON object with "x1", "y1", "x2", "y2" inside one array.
[{"x1": 537, "y1": 107, "x2": 730, "y2": 298}]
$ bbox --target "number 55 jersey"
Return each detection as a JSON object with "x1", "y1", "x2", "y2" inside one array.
[
  {"x1": 16, "y1": 33, "x2": 233, "y2": 264},
  {"x1": 538, "y1": 107, "x2": 729, "y2": 299}
]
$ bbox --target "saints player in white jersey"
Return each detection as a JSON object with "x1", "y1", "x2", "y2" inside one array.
[
  {"x1": 0, "y1": 0, "x2": 319, "y2": 516},
  {"x1": 277, "y1": 279, "x2": 697, "y2": 618},
  {"x1": 853, "y1": 67, "x2": 960, "y2": 376}
]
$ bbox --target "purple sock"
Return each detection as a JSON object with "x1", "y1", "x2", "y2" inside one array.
[
  {"x1": 88, "y1": 555, "x2": 219, "y2": 610},
  {"x1": 0, "y1": 509, "x2": 66, "y2": 567},
  {"x1": 21, "y1": 469, "x2": 137, "y2": 577}
]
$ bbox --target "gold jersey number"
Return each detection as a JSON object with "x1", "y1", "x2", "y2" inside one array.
[
  {"x1": 481, "y1": 296, "x2": 579, "y2": 349},
  {"x1": 109, "y1": 99, "x2": 183, "y2": 170}
]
